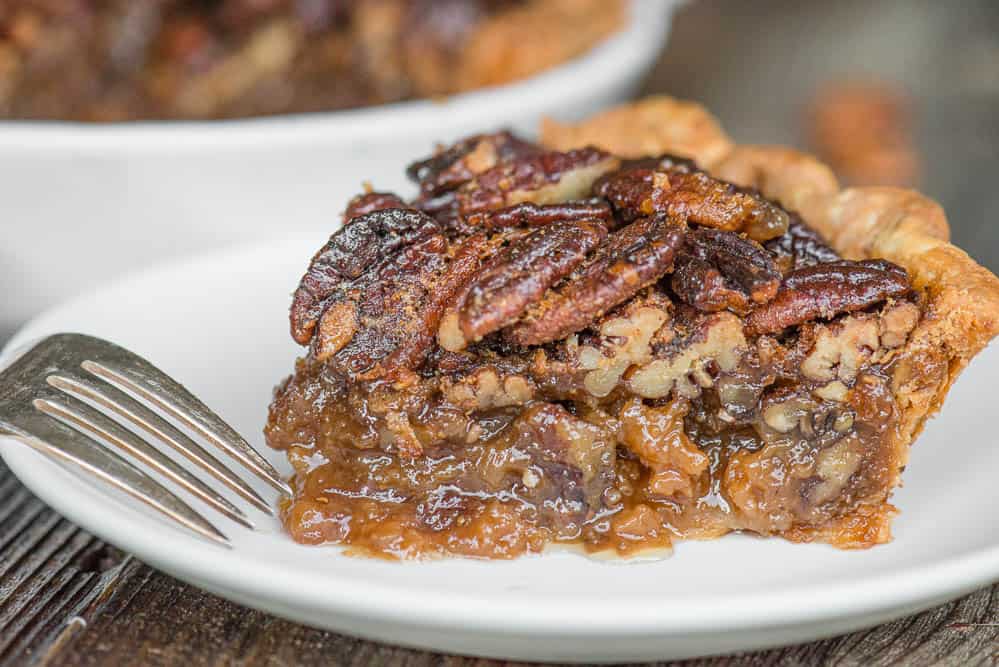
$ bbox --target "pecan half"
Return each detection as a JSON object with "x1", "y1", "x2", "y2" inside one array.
[
  {"x1": 588, "y1": 156, "x2": 700, "y2": 215},
  {"x1": 456, "y1": 220, "x2": 608, "y2": 344},
  {"x1": 290, "y1": 208, "x2": 440, "y2": 345},
  {"x1": 455, "y1": 147, "x2": 620, "y2": 217},
  {"x1": 665, "y1": 171, "x2": 790, "y2": 241},
  {"x1": 406, "y1": 131, "x2": 540, "y2": 196},
  {"x1": 592, "y1": 167, "x2": 653, "y2": 224},
  {"x1": 290, "y1": 208, "x2": 485, "y2": 381},
  {"x1": 671, "y1": 228, "x2": 781, "y2": 315},
  {"x1": 325, "y1": 234, "x2": 449, "y2": 378},
  {"x1": 507, "y1": 216, "x2": 685, "y2": 346},
  {"x1": 343, "y1": 191, "x2": 409, "y2": 221},
  {"x1": 414, "y1": 146, "x2": 618, "y2": 234},
  {"x1": 619, "y1": 154, "x2": 699, "y2": 173},
  {"x1": 368, "y1": 231, "x2": 488, "y2": 377},
  {"x1": 319, "y1": 230, "x2": 490, "y2": 381},
  {"x1": 764, "y1": 215, "x2": 840, "y2": 273},
  {"x1": 594, "y1": 161, "x2": 791, "y2": 241},
  {"x1": 464, "y1": 199, "x2": 614, "y2": 230},
  {"x1": 745, "y1": 259, "x2": 911, "y2": 335}
]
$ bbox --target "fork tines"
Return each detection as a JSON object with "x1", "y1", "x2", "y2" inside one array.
[{"x1": 0, "y1": 333, "x2": 291, "y2": 546}]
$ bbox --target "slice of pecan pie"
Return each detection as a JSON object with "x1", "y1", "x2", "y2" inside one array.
[{"x1": 265, "y1": 97, "x2": 999, "y2": 559}]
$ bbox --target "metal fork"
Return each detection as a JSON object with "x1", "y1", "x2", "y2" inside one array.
[{"x1": 0, "y1": 333, "x2": 291, "y2": 547}]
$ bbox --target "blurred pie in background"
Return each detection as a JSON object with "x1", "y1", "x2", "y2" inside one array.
[
  {"x1": 806, "y1": 80, "x2": 921, "y2": 188},
  {"x1": 0, "y1": 0, "x2": 623, "y2": 121}
]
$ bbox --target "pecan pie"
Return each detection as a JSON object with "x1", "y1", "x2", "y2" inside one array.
[
  {"x1": 0, "y1": 0, "x2": 621, "y2": 121},
  {"x1": 265, "y1": 97, "x2": 999, "y2": 559}
]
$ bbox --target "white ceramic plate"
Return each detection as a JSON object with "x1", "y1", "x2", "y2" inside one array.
[
  {"x1": 2, "y1": 238, "x2": 998, "y2": 663},
  {"x1": 0, "y1": 0, "x2": 674, "y2": 334}
]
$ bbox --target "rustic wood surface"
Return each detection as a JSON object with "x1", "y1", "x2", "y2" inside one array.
[{"x1": 3, "y1": 0, "x2": 999, "y2": 665}]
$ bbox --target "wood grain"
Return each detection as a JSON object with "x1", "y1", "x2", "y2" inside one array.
[{"x1": 28, "y1": 562, "x2": 999, "y2": 667}]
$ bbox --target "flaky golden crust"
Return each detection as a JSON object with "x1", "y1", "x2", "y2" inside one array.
[
  {"x1": 542, "y1": 96, "x2": 734, "y2": 167},
  {"x1": 541, "y1": 96, "x2": 999, "y2": 463},
  {"x1": 711, "y1": 145, "x2": 839, "y2": 215}
]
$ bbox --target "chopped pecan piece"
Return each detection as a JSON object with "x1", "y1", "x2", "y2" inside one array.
[
  {"x1": 595, "y1": 162, "x2": 791, "y2": 241},
  {"x1": 618, "y1": 398, "x2": 709, "y2": 499},
  {"x1": 671, "y1": 228, "x2": 781, "y2": 315},
  {"x1": 441, "y1": 365, "x2": 536, "y2": 412},
  {"x1": 505, "y1": 402, "x2": 617, "y2": 518},
  {"x1": 455, "y1": 220, "x2": 608, "y2": 345},
  {"x1": 745, "y1": 259, "x2": 911, "y2": 335},
  {"x1": 628, "y1": 309, "x2": 748, "y2": 399},
  {"x1": 799, "y1": 315, "x2": 881, "y2": 383},
  {"x1": 572, "y1": 297, "x2": 671, "y2": 397},
  {"x1": 794, "y1": 301, "x2": 920, "y2": 384},
  {"x1": 464, "y1": 199, "x2": 614, "y2": 230},
  {"x1": 290, "y1": 208, "x2": 440, "y2": 345},
  {"x1": 507, "y1": 216, "x2": 684, "y2": 346},
  {"x1": 764, "y1": 216, "x2": 840, "y2": 273},
  {"x1": 758, "y1": 386, "x2": 856, "y2": 446}
]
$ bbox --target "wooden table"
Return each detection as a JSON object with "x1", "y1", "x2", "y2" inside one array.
[{"x1": 3, "y1": 1, "x2": 999, "y2": 664}]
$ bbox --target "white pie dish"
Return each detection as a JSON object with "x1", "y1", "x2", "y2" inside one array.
[
  {"x1": 0, "y1": 0, "x2": 675, "y2": 336},
  {"x1": 1, "y1": 237, "x2": 997, "y2": 663}
]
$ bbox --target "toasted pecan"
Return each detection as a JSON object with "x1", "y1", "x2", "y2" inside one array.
[
  {"x1": 457, "y1": 220, "x2": 608, "y2": 343},
  {"x1": 671, "y1": 228, "x2": 781, "y2": 315},
  {"x1": 508, "y1": 216, "x2": 685, "y2": 345},
  {"x1": 745, "y1": 259, "x2": 910, "y2": 334},
  {"x1": 290, "y1": 208, "x2": 440, "y2": 345}
]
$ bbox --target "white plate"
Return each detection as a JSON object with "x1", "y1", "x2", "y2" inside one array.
[
  {"x1": 2, "y1": 238, "x2": 998, "y2": 663},
  {"x1": 0, "y1": 0, "x2": 674, "y2": 334}
]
